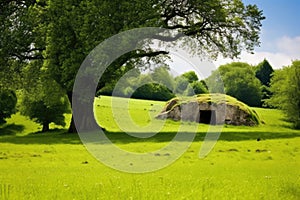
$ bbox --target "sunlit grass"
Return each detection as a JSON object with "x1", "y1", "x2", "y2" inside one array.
[{"x1": 0, "y1": 96, "x2": 299, "y2": 199}]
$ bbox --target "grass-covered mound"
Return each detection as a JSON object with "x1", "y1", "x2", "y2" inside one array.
[{"x1": 157, "y1": 93, "x2": 260, "y2": 126}]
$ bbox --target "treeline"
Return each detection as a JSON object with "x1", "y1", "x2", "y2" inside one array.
[
  {"x1": 206, "y1": 59, "x2": 300, "y2": 128},
  {"x1": 99, "y1": 59, "x2": 274, "y2": 108},
  {"x1": 97, "y1": 66, "x2": 208, "y2": 100},
  {"x1": 206, "y1": 59, "x2": 274, "y2": 107}
]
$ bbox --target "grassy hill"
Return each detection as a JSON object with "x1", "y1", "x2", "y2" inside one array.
[{"x1": 0, "y1": 96, "x2": 300, "y2": 199}]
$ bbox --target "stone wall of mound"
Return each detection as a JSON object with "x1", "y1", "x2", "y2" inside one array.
[{"x1": 156, "y1": 95, "x2": 259, "y2": 126}]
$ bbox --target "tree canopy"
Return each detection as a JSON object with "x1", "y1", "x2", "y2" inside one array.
[
  {"x1": 19, "y1": 61, "x2": 70, "y2": 132},
  {"x1": 0, "y1": 89, "x2": 17, "y2": 125},
  {"x1": 206, "y1": 62, "x2": 262, "y2": 107},
  {"x1": 267, "y1": 60, "x2": 300, "y2": 129},
  {"x1": 255, "y1": 59, "x2": 274, "y2": 87},
  {"x1": 181, "y1": 71, "x2": 199, "y2": 83}
]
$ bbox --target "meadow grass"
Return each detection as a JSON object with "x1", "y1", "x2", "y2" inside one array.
[{"x1": 0, "y1": 96, "x2": 299, "y2": 199}]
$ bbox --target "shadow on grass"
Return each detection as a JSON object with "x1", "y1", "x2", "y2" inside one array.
[
  {"x1": 104, "y1": 130, "x2": 300, "y2": 144},
  {"x1": 0, "y1": 124, "x2": 25, "y2": 136},
  {"x1": 0, "y1": 127, "x2": 300, "y2": 145},
  {"x1": 0, "y1": 128, "x2": 81, "y2": 145}
]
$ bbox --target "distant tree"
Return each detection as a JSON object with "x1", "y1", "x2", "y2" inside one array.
[
  {"x1": 255, "y1": 59, "x2": 274, "y2": 86},
  {"x1": 186, "y1": 81, "x2": 208, "y2": 96},
  {"x1": 20, "y1": 62, "x2": 70, "y2": 132},
  {"x1": 205, "y1": 70, "x2": 225, "y2": 93},
  {"x1": 97, "y1": 68, "x2": 176, "y2": 101},
  {"x1": 200, "y1": 80, "x2": 209, "y2": 91},
  {"x1": 174, "y1": 76, "x2": 189, "y2": 95},
  {"x1": 206, "y1": 62, "x2": 262, "y2": 106},
  {"x1": 20, "y1": 82, "x2": 70, "y2": 132},
  {"x1": 255, "y1": 59, "x2": 274, "y2": 107},
  {"x1": 132, "y1": 83, "x2": 175, "y2": 101},
  {"x1": 0, "y1": 89, "x2": 17, "y2": 124},
  {"x1": 224, "y1": 68, "x2": 262, "y2": 107},
  {"x1": 267, "y1": 60, "x2": 300, "y2": 128},
  {"x1": 151, "y1": 66, "x2": 175, "y2": 90},
  {"x1": 174, "y1": 71, "x2": 207, "y2": 96},
  {"x1": 181, "y1": 71, "x2": 199, "y2": 83},
  {"x1": 97, "y1": 67, "x2": 140, "y2": 97},
  {"x1": 137, "y1": 74, "x2": 153, "y2": 85},
  {"x1": 192, "y1": 81, "x2": 209, "y2": 95},
  {"x1": 260, "y1": 85, "x2": 273, "y2": 107}
]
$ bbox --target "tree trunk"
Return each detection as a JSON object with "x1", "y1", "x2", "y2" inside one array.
[
  {"x1": 67, "y1": 91, "x2": 98, "y2": 133},
  {"x1": 67, "y1": 91, "x2": 77, "y2": 133},
  {"x1": 42, "y1": 122, "x2": 50, "y2": 132},
  {"x1": 68, "y1": 115, "x2": 77, "y2": 133},
  {"x1": 67, "y1": 90, "x2": 102, "y2": 133}
]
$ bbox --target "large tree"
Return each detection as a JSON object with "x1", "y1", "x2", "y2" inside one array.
[
  {"x1": 1, "y1": 0, "x2": 265, "y2": 132},
  {"x1": 267, "y1": 60, "x2": 300, "y2": 129}
]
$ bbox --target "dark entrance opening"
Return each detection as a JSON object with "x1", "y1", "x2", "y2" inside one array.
[{"x1": 199, "y1": 110, "x2": 216, "y2": 125}]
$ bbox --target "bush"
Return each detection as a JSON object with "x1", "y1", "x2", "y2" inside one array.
[{"x1": 132, "y1": 83, "x2": 175, "y2": 101}]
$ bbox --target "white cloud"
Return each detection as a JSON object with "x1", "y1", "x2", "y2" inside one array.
[
  {"x1": 214, "y1": 36, "x2": 300, "y2": 69},
  {"x1": 276, "y1": 36, "x2": 300, "y2": 57},
  {"x1": 167, "y1": 36, "x2": 300, "y2": 78}
]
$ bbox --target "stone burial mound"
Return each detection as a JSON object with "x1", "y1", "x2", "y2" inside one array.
[{"x1": 156, "y1": 94, "x2": 260, "y2": 126}]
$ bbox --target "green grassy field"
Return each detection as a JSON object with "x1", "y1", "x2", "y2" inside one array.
[{"x1": 0, "y1": 96, "x2": 300, "y2": 199}]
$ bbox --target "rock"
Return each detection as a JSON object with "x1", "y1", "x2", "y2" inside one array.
[{"x1": 156, "y1": 94, "x2": 260, "y2": 126}]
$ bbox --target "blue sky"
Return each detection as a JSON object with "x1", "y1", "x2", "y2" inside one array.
[
  {"x1": 244, "y1": 0, "x2": 300, "y2": 52},
  {"x1": 168, "y1": 1, "x2": 300, "y2": 78},
  {"x1": 215, "y1": 0, "x2": 300, "y2": 69}
]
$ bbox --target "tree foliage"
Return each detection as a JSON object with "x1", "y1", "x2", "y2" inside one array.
[
  {"x1": 267, "y1": 60, "x2": 300, "y2": 128},
  {"x1": 181, "y1": 71, "x2": 199, "y2": 83},
  {"x1": 0, "y1": 89, "x2": 17, "y2": 125},
  {"x1": 190, "y1": 81, "x2": 208, "y2": 95},
  {"x1": 20, "y1": 62, "x2": 70, "y2": 132},
  {"x1": 206, "y1": 62, "x2": 262, "y2": 106},
  {"x1": 174, "y1": 71, "x2": 207, "y2": 96},
  {"x1": 98, "y1": 66, "x2": 175, "y2": 101},
  {"x1": 254, "y1": 59, "x2": 274, "y2": 107},
  {"x1": 151, "y1": 66, "x2": 175, "y2": 90},
  {"x1": 132, "y1": 83, "x2": 175, "y2": 101},
  {"x1": 255, "y1": 59, "x2": 274, "y2": 87},
  {"x1": 174, "y1": 76, "x2": 190, "y2": 94}
]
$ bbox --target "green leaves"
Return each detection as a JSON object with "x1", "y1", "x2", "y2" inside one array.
[
  {"x1": 0, "y1": 89, "x2": 17, "y2": 124},
  {"x1": 206, "y1": 62, "x2": 262, "y2": 107},
  {"x1": 255, "y1": 59, "x2": 274, "y2": 87},
  {"x1": 19, "y1": 61, "x2": 70, "y2": 131},
  {"x1": 268, "y1": 60, "x2": 300, "y2": 128}
]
